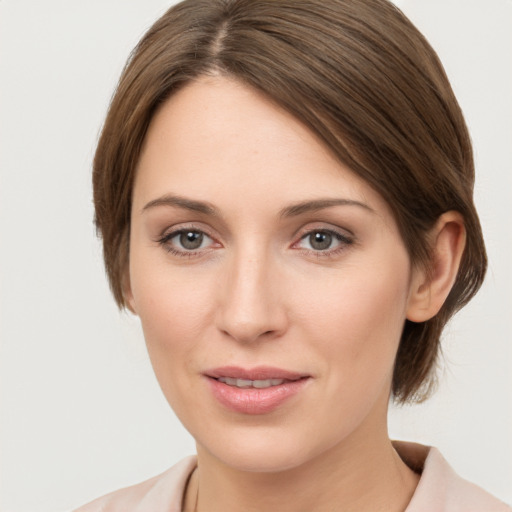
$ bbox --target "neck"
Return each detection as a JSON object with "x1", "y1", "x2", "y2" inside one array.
[{"x1": 186, "y1": 422, "x2": 419, "y2": 512}]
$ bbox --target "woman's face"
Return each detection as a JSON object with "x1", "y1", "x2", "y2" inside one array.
[{"x1": 127, "y1": 76, "x2": 419, "y2": 472}]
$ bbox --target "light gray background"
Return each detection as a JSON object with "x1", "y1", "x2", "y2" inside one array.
[{"x1": 1, "y1": 1, "x2": 511, "y2": 510}]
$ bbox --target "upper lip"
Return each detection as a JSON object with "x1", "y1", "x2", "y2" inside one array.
[{"x1": 204, "y1": 366, "x2": 308, "y2": 381}]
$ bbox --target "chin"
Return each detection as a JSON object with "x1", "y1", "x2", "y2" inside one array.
[
  {"x1": 206, "y1": 443, "x2": 313, "y2": 474},
  {"x1": 195, "y1": 422, "x2": 340, "y2": 474}
]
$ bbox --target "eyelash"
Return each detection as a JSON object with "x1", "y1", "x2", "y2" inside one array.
[
  {"x1": 294, "y1": 229, "x2": 354, "y2": 258},
  {"x1": 155, "y1": 227, "x2": 354, "y2": 259},
  {"x1": 156, "y1": 228, "x2": 216, "y2": 258}
]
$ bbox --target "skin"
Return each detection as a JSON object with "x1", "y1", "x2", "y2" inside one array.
[{"x1": 126, "y1": 76, "x2": 465, "y2": 512}]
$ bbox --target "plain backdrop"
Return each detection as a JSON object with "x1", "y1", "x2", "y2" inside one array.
[{"x1": 1, "y1": 1, "x2": 511, "y2": 510}]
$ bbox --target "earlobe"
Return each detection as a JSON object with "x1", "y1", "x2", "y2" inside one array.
[{"x1": 406, "y1": 211, "x2": 466, "y2": 323}]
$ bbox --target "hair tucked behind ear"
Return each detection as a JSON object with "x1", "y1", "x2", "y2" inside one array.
[{"x1": 93, "y1": 0, "x2": 486, "y2": 403}]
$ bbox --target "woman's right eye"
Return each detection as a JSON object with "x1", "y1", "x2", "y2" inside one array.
[{"x1": 158, "y1": 229, "x2": 215, "y2": 255}]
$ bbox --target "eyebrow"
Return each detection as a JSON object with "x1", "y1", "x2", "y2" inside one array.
[
  {"x1": 141, "y1": 194, "x2": 374, "y2": 217},
  {"x1": 279, "y1": 198, "x2": 374, "y2": 217},
  {"x1": 142, "y1": 194, "x2": 218, "y2": 216}
]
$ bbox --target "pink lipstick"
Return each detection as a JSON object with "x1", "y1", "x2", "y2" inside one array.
[{"x1": 204, "y1": 366, "x2": 310, "y2": 415}]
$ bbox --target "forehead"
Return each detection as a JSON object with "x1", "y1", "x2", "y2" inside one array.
[{"x1": 133, "y1": 76, "x2": 390, "y2": 220}]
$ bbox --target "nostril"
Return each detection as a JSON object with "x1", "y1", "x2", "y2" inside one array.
[{"x1": 218, "y1": 324, "x2": 282, "y2": 344}]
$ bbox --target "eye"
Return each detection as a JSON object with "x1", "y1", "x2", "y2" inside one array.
[
  {"x1": 158, "y1": 228, "x2": 216, "y2": 255},
  {"x1": 306, "y1": 231, "x2": 335, "y2": 251},
  {"x1": 175, "y1": 230, "x2": 209, "y2": 250},
  {"x1": 295, "y1": 229, "x2": 353, "y2": 253}
]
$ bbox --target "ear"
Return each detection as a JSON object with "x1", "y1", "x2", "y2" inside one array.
[{"x1": 406, "y1": 211, "x2": 466, "y2": 322}]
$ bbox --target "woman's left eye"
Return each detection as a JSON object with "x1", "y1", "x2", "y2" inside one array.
[{"x1": 295, "y1": 229, "x2": 353, "y2": 253}]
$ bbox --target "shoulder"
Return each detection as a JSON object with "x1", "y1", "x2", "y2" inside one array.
[
  {"x1": 395, "y1": 442, "x2": 511, "y2": 512},
  {"x1": 73, "y1": 456, "x2": 197, "y2": 512}
]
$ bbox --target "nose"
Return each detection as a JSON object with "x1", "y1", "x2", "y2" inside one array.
[{"x1": 215, "y1": 249, "x2": 288, "y2": 344}]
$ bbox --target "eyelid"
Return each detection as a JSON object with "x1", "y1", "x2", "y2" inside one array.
[
  {"x1": 154, "y1": 221, "x2": 354, "y2": 258},
  {"x1": 291, "y1": 225, "x2": 355, "y2": 256},
  {"x1": 157, "y1": 222, "x2": 217, "y2": 241},
  {"x1": 162, "y1": 229, "x2": 213, "y2": 246},
  {"x1": 292, "y1": 222, "x2": 354, "y2": 243},
  {"x1": 155, "y1": 223, "x2": 222, "y2": 256}
]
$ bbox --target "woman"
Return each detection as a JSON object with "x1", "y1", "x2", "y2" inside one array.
[{"x1": 75, "y1": 0, "x2": 510, "y2": 510}]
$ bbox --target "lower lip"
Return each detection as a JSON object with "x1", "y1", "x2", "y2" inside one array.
[{"x1": 206, "y1": 377, "x2": 309, "y2": 415}]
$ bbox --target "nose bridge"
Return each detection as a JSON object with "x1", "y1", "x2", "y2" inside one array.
[{"x1": 217, "y1": 242, "x2": 286, "y2": 343}]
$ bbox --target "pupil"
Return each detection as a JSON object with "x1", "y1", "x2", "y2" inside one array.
[
  {"x1": 310, "y1": 232, "x2": 332, "y2": 250},
  {"x1": 180, "y1": 231, "x2": 203, "y2": 250}
]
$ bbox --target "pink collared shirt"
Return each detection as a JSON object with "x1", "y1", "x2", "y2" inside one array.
[{"x1": 74, "y1": 443, "x2": 511, "y2": 511}]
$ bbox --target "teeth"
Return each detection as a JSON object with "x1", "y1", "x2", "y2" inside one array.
[
  {"x1": 254, "y1": 379, "x2": 285, "y2": 388},
  {"x1": 217, "y1": 377, "x2": 286, "y2": 388},
  {"x1": 235, "y1": 378, "x2": 253, "y2": 388}
]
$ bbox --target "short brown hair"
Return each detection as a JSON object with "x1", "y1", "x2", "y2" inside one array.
[{"x1": 93, "y1": 0, "x2": 486, "y2": 403}]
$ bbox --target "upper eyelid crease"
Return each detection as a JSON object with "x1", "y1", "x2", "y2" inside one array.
[{"x1": 160, "y1": 228, "x2": 213, "y2": 241}]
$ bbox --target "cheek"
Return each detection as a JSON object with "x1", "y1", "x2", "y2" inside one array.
[
  {"x1": 288, "y1": 263, "x2": 411, "y2": 447},
  {"x1": 129, "y1": 254, "x2": 217, "y2": 376},
  {"x1": 132, "y1": 274, "x2": 218, "y2": 425},
  {"x1": 296, "y1": 259, "x2": 410, "y2": 382}
]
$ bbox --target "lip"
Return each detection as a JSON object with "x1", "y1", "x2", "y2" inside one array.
[
  {"x1": 205, "y1": 365, "x2": 307, "y2": 381},
  {"x1": 204, "y1": 366, "x2": 310, "y2": 415}
]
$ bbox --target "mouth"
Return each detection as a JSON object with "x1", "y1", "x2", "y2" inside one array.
[
  {"x1": 216, "y1": 377, "x2": 297, "y2": 389},
  {"x1": 204, "y1": 366, "x2": 309, "y2": 387},
  {"x1": 204, "y1": 366, "x2": 310, "y2": 415}
]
